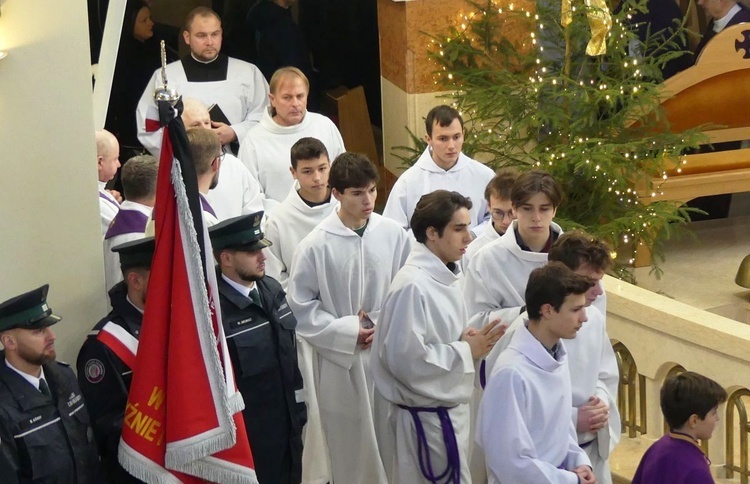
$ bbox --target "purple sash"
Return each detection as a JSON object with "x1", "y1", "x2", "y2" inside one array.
[
  {"x1": 398, "y1": 404, "x2": 460, "y2": 483},
  {"x1": 105, "y1": 209, "x2": 149, "y2": 239},
  {"x1": 99, "y1": 190, "x2": 120, "y2": 209}
]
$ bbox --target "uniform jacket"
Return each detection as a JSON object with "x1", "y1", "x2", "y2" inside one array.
[
  {"x1": 76, "y1": 282, "x2": 143, "y2": 483},
  {"x1": 217, "y1": 269, "x2": 305, "y2": 484},
  {"x1": 0, "y1": 353, "x2": 102, "y2": 484}
]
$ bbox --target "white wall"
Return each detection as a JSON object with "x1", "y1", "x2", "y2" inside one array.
[{"x1": 0, "y1": 1, "x2": 108, "y2": 365}]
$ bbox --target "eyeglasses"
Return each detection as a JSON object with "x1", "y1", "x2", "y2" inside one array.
[
  {"x1": 214, "y1": 152, "x2": 226, "y2": 163},
  {"x1": 491, "y1": 209, "x2": 513, "y2": 221}
]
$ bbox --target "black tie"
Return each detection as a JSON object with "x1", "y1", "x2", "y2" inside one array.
[{"x1": 39, "y1": 378, "x2": 52, "y2": 398}]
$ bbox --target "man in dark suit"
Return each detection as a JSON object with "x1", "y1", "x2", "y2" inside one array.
[{"x1": 694, "y1": 0, "x2": 750, "y2": 58}]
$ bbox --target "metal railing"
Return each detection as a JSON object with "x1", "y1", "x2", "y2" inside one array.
[
  {"x1": 726, "y1": 388, "x2": 750, "y2": 483},
  {"x1": 613, "y1": 341, "x2": 647, "y2": 438}
]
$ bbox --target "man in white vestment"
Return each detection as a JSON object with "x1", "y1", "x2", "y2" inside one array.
[
  {"x1": 238, "y1": 67, "x2": 345, "y2": 204},
  {"x1": 484, "y1": 231, "x2": 620, "y2": 484},
  {"x1": 136, "y1": 7, "x2": 269, "y2": 155},
  {"x1": 264, "y1": 136, "x2": 338, "y2": 484},
  {"x1": 182, "y1": 98, "x2": 266, "y2": 220},
  {"x1": 371, "y1": 190, "x2": 504, "y2": 482},
  {"x1": 96, "y1": 129, "x2": 122, "y2": 237},
  {"x1": 383, "y1": 105, "x2": 494, "y2": 236},
  {"x1": 464, "y1": 170, "x2": 564, "y2": 327},
  {"x1": 288, "y1": 153, "x2": 410, "y2": 484},
  {"x1": 103, "y1": 155, "x2": 156, "y2": 292},
  {"x1": 477, "y1": 263, "x2": 598, "y2": 484}
]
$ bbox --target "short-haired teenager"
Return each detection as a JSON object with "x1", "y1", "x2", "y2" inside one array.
[
  {"x1": 464, "y1": 169, "x2": 564, "y2": 326},
  {"x1": 371, "y1": 190, "x2": 504, "y2": 482},
  {"x1": 633, "y1": 372, "x2": 727, "y2": 484},
  {"x1": 288, "y1": 153, "x2": 410, "y2": 484},
  {"x1": 263, "y1": 136, "x2": 338, "y2": 483},
  {"x1": 484, "y1": 231, "x2": 620, "y2": 483},
  {"x1": 463, "y1": 167, "x2": 519, "y2": 267},
  {"x1": 477, "y1": 263, "x2": 597, "y2": 484},
  {"x1": 383, "y1": 105, "x2": 495, "y2": 235}
]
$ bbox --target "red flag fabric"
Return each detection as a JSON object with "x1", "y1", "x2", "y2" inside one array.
[{"x1": 118, "y1": 101, "x2": 257, "y2": 483}]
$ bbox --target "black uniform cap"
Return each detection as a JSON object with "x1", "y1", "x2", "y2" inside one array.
[
  {"x1": 209, "y1": 212, "x2": 272, "y2": 251},
  {"x1": 113, "y1": 236, "x2": 156, "y2": 270},
  {"x1": 0, "y1": 284, "x2": 62, "y2": 332}
]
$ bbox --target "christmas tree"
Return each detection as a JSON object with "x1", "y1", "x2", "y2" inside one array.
[{"x1": 394, "y1": 0, "x2": 707, "y2": 279}]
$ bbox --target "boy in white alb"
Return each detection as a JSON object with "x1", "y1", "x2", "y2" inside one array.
[
  {"x1": 264, "y1": 137, "x2": 338, "y2": 484},
  {"x1": 464, "y1": 170, "x2": 564, "y2": 327},
  {"x1": 477, "y1": 263, "x2": 597, "y2": 484},
  {"x1": 484, "y1": 231, "x2": 620, "y2": 484},
  {"x1": 371, "y1": 190, "x2": 503, "y2": 482},
  {"x1": 383, "y1": 105, "x2": 494, "y2": 235},
  {"x1": 463, "y1": 168, "x2": 519, "y2": 268},
  {"x1": 288, "y1": 153, "x2": 410, "y2": 484},
  {"x1": 264, "y1": 137, "x2": 338, "y2": 289},
  {"x1": 238, "y1": 67, "x2": 345, "y2": 204}
]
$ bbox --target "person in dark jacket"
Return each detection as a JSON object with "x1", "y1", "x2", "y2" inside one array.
[
  {"x1": 77, "y1": 237, "x2": 154, "y2": 484},
  {"x1": 694, "y1": 0, "x2": 750, "y2": 59},
  {"x1": 0, "y1": 285, "x2": 102, "y2": 484},
  {"x1": 209, "y1": 212, "x2": 305, "y2": 484}
]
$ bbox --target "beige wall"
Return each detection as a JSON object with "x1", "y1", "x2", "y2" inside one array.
[{"x1": 0, "y1": 1, "x2": 108, "y2": 365}]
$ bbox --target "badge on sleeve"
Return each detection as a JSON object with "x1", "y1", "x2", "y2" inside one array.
[{"x1": 84, "y1": 359, "x2": 105, "y2": 384}]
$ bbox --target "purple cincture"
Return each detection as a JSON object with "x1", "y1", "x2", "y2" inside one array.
[
  {"x1": 398, "y1": 404, "x2": 461, "y2": 484},
  {"x1": 105, "y1": 209, "x2": 149, "y2": 239}
]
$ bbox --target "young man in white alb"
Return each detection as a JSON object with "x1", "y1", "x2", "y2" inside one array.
[
  {"x1": 383, "y1": 105, "x2": 494, "y2": 236},
  {"x1": 371, "y1": 190, "x2": 503, "y2": 482},
  {"x1": 288, "y1": 153, "x2": 410, "y2": 484},
  {"x1": 263, "y1": 136, "x2": 338, "y2": 484},
  {"x1": 484, "y1": 231, "x2": 620, "y2": 484},
  {"x1": 463, "y1": 170, "x2": 564, "y2": 327},
  {"x1": 477, "y1": 263, "x2": 597, "y2": 484}
]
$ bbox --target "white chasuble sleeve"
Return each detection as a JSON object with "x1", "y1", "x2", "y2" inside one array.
[
  {"x1": 135, "y1": 69, "x2": 165, "y2": 156},
  {"x1": 381, "y1": 179, "x2": 410, "y2": 231},
  {"x1": 233, "y1": 66, "x2": 269, "y2": 142},
  {"x1": 595, "y1": 325, "x2": 621, "y2": 459},
  {"x1": 463, "y1": 258, "x2": 523, "y2": 329}
]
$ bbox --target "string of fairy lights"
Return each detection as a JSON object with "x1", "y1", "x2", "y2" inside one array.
[{"x1": 426, "y1": 0, "x2": 696, "y2": 263}]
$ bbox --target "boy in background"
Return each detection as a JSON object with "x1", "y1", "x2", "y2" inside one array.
[{"x1": 633, "y1": 372, "x2": 726, "y2": 484}]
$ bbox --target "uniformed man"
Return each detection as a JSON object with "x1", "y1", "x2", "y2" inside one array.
[
  {"x1": 209, "y1": 212, "x2": 305, "y2": 484},
  {"x1": 0, "y1": 285, "x2": 102, "y2": 484},
  {"x1": 77, "y1": 237, "x2": 155, "y2": 483}
]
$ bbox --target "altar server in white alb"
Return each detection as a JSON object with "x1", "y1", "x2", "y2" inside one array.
[
  {"x1": 265, "y1": 137, "x2": 338, "y2": 289},
  {"x1": 96, "y1": 129, "x2": 122, "y2": 237},
  {"x1": 238, "y1": 67, "x2": 345, "y2": 204},
  {"x1": 136, "y1": 7, "x2": 269, "y2": 155},
  {"x1": 264, "y1": 137, "x2": 338, "y2": 484},
  {"x1": 371, "y1": 190, "x2": 504, "y2": 483},
  {"x1": 288, "y1": 153, "x2": 410, "y2": 484},
  {"x1": 484, "y1": 231, "x2": 620, "y2": 484},
  {"x1": 463, "y1": 168, "x2": 519, "y2": 268},
  {"x1": 464, "y1": 170, "x2": 564, "y2": 327},
  {"x1": 477, "y1": 263, "x2": 598, "y2": 484},
  {"x1": 181, "y1": 98, "x2": 266, "y2": 220},
  {"x1": 383, "y1": 105, "x2": 494, "y2": 235}
]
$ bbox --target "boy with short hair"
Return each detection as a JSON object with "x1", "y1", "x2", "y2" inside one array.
[
  {"x1": 484, "y1": 230, "x2": 621, "y2": 483},
  {"x1": 383, "y1": 105, "x2": 495, "y2": 234},
  {"x1": 371, "y1": 190, "x2": 504, "y2": 482},
  {"x1": 633, "y1": 372, "x2": 727, "y2": 484},
  {"x1": 265, "y1": 137, "x2": 338, "y2": 288},
  {"x1": 263, "y1": 136, "x2": 338, "y2": 484},
  {"x1": 477, "y1": 262, "x2": 597, "y2": 484},
  {"x1": 464, "y1": 169, "x2": 564, "y2": 326},
  {"x1": 463, "y1": 167, "x2": 519, "y2": 267},
  {"x1": 288, "y1": 152, "x2": 410, "y2": 484}
]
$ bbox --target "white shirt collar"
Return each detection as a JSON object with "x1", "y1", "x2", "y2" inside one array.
[
  {"x1": 221, "y1": 273, "x2": 256, "y2": 298},
  {"x1": 190, "y1": 53, "x2": 220, "y2": 64},
  {"x1": 714, "y1": 4, "x2": 742, "y2": 32},
  {"x1": 5, "y1": 359, "x2": 46, "y2": 391}
]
